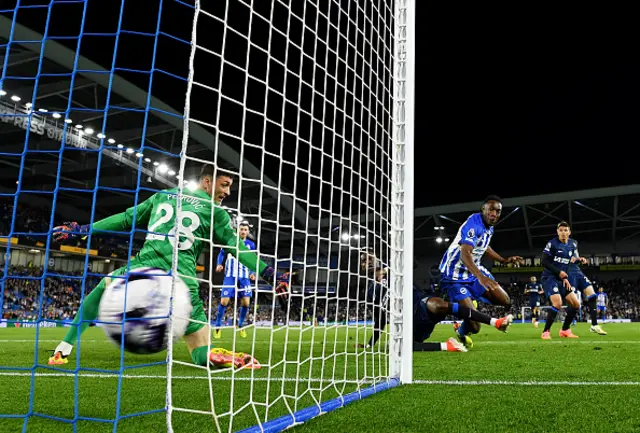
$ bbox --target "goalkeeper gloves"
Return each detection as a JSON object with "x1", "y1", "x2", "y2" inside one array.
[{"x1": 52, "y1": 221, "x2": 89, "y2": 242}]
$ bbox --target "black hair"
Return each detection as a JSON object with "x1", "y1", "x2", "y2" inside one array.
[
  {"x1": 557, "y1": 221, "x2": 570, "y2": 229},
  {"x1": 484, "y1": 194, "x2": 502, "y2": 204},
  {"x1": 238, "y1": 221, "x2": 249, "y2": 228},
  {"x1": 199, "y1": 163, "x2": 235, "y2": 181}
]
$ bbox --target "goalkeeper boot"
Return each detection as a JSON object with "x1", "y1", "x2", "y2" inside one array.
[
  {"x1": 209, "y1": 348, "x2": 261, "y2": 370},
  {"x1": 495, "y1": 314, "x2": 514, "y2": 333},
  {"x1": 214, "y1": 329, "x2": 222, "y2": 339},
  {"x1": 48, "y1": 351, "x2": 68, "y2": 365},
  {"x1": 590, "y1": 325, "x2": 607, "y2": 335},
  {"x1": 238, "y1": 328, "x2": 247, "y2": 338}
]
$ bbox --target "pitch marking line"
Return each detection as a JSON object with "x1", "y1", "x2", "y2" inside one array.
[
  {"x1": 413, "y1": 380, "x2": 640, "y2": 386},
  {"x1": 0, "y1": 373, "x2": 638, "y2": 386}
]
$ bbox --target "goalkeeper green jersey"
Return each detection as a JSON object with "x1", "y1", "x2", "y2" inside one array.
[{"x1": 91, "y1": 188, "x2": 268, "y2": 284}]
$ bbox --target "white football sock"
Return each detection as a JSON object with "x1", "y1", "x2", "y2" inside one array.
[{"x1": 55, "y1": 341, "x2": 73, "y2": 357}]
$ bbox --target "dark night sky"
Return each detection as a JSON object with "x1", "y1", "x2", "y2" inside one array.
[
  {"x1": 415, "y1": 4, "x2": 639, "y2": 207},
  {"x1": 4, "y1": 2, "x2": 639, "y2": 209}
]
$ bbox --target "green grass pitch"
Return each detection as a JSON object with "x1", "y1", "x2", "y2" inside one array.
[{"x1": 1, "y1": 323, "x2": 639, "y2": 432}]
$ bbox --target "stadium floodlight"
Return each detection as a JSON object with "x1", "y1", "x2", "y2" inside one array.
[
  {"x1": 167, "y1": 169, "x2": 176, "y2": 176},
  {"x1": 436, "y1": 237, "x2": 443, "y2": 243},
  {"x1": 0, "y1": 89, "x2": 6, "y2": 96},
  {"x1": 107, "y1": 138, "x2": 115, "y2": 144},
  {"x1": 152, "y1": 161, "x2": 159, "y2": 167},
  {"x1": 52, "y1": 112, "x2": 61, "y2": 119},
  {"x1": 136, "y1": 152, "x2": 143, "y2": 158},
  {"x1": 144, "y1": 157, "x2": 151, "y2": 163},
  {"x1": 64, "y1": 118, "x2": 72, "y2": 124},
  {"x1": 25, "y1": 102, "x2": 32, "y2": 108},
  {"x1": 84, "y1": 128, "x2": 94, "y2": 135},
  {"x1": 38, "y1": 108, "x2": 47, "y2": 113},
  {"x1": 117, "y1": 144, "x2": 124, "y2": 149},
  {"x1": 97, "y1": 133, "x2": 105, "y2": 139},
  {"x1": 341, "y1": 233, "x2": 350, "y2": 241},
  {"x1": 74, "y1": 124, "x2": 83, "y2": 129},
  {"x1": 11, "y1": 95, "x2": 20, "y2": 102},
  {"x1": 445, "y1": 238, "x2": 450, "y2": 242},
  {"x1": 157, "y1": 164, "x2": 168, "y2": 174},
  {"x1": 186, "y1": 180, "x2": 198, "y2": 191},
  {"x1": 125, "y1": 148, "x2": 134, "y2": 154}
]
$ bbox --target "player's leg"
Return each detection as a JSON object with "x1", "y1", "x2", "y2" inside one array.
[
  {"x1": 581, "y1": 282, "x2": 606, "y2": 335},
  {"x1": 530, "y1": 298, "x2": 539, "y2": 327},
  {"x1": 414, "y1": 340, "x2": 468, "y2": 352},
  {"x1": 364, "y1": 282, "x2": 388, "y2": 348},
  {"x1": 443, "y1": 282, "x2": 478, "y2": 348},
  {"x1": 533, "y1": 303, "x2": 541, "y2": 328},
  {"x1": 215, "y1": 277, "x2": 235, "y2": 338},
  {"x1": 365, "y1": 303, "x2": 388, "y2": 348},
  {"x1": 237, "y1": 284, "x2": 252, "y2": 338},
  {"x1": 559, "y1": 291, "x2": 580, "y2": 338},
  {"x1": 183, "y1": 294, "x2": 259, "y2": 369},
  {"x1": 426, "y1": 297, "x2": 513, "y2": 332},
  {"x1": 236, "y1": 278, "x2": 252, "y2": 333},
  {"x1": 412, "y1": 306, "x2": 466, "y2": 352},
  {"x1": 541, "y1": 277, "x2": 563, "y2": 339},
  {"x1": 49, "y1": 268, "x2": 125, "y2": 365}
]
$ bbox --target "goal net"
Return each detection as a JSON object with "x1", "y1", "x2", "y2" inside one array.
[{"x1": 0, "y1": 0, "x2": 415, "y2": 432}]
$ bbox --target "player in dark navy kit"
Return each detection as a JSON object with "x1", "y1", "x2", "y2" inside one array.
[
  {"x1": 568, "y1": 246, "x2": 607, "y2": 335},
  {"x1": 540, "y1": 222, "x2": 581, "y2": 339},
  {"x1": 439, "y1": 195, "x2": 524, "y2": 348},
  {"x1": 359, "y1": 248, "x2": 513, "y2": 352},
  {"x1": 412, "y1": 286, "x2": 513, "y2": 352},
  {"x1": 524, "y1": 276, "x2": 544, "y2": 328}
]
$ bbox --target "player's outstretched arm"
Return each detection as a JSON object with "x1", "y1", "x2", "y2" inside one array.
[
  {"x1": 485, "y1": 246, "x2": 523, "y2": 265},
  {"x1": 215, "y1": 248, "x2": 226, "y2": 272},
  {"x1": 460, "y1": 244, "x2": 499, "y2": 291},
  {"x1": 52, "y1": 195, "x2": 155, "y2": 242}
]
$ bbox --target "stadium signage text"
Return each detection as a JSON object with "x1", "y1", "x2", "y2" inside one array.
[{"x1": 0, "y1": 102, "x2": 89, "y2": 149}]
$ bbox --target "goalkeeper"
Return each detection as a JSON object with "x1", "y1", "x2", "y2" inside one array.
[{"x1": 48, "y1": 164, "x2": 290, "y2": 369}]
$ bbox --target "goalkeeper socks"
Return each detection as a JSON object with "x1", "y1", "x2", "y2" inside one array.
[
  {"x1": 190, "y1": 346, "x2": 209, "y2": 366},
  {"x1": 238, "y1": 306, "x2": 249, "y2": 328},
  {"x1": 587, "y1": 295, "x2": 598, "y2": 326},
  {"x1": 543, "y1": 307, "x2": 558, "y2": 332},
  {"x1": 450, "y1": 303, "x2": 492, "y2": 326},
  {"x1": 62, "y1": 277, "x2": 107, "y2": 345},
  {"x1": 54, "y1": 341, "x2": 73, "y2": 357},
  {"x1": 562, "y1": 307, "x2": 577, "y2": 331},
  {"x1": 215, "y1": 304, "x2": 226, "y2": 328}
]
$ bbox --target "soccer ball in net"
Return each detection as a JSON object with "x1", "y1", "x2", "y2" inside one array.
[{"x1": 97, "y1": 267, "x2": 193, "y2": 354}]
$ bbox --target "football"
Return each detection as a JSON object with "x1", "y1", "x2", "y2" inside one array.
[{"x1": 97, "y1": 267, "x2": 193, "y2": 354}]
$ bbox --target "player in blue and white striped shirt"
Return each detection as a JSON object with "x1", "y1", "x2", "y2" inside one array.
[
  {"x1": 214, "y1": 221, "x2": 256, "y2": 338},
  {"x1": 439, "y1": 195, "x2": 523, "y2": 348}
]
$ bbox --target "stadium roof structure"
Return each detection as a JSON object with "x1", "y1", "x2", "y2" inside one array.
[
  {"x1": 414, "y1": 184, "x2": 640, "y2": 258},
  {"x1": 0, "y1": 17, "x2": 306, "y2": 250}
]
